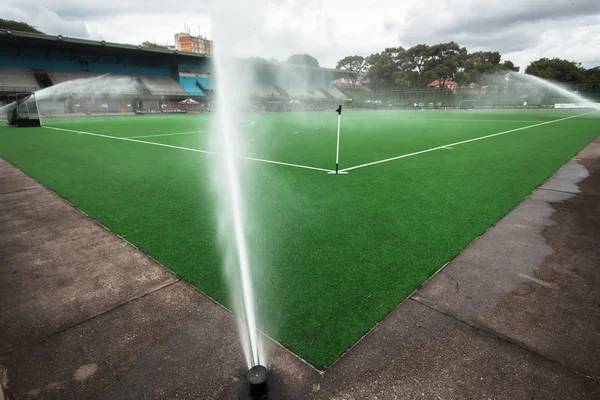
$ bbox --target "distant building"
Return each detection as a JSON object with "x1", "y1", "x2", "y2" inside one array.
[
  {"x1": 174, "y1": 33, "x2": 212, "y2": 55},
  {"x1": 427, "y1": 78, "x2": 458, "y2": 89}
]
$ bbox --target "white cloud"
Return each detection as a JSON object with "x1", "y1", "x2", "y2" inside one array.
[{"x1": 1, "y1": 0, "x2": 599, "y2": 69}]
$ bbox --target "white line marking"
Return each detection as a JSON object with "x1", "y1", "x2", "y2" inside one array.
[
  {"x1": 243, "y1": 156, "x2": 330, "y2": 172},
  {"x1": 46, "y1": 126, "x2": 215, "y2": 153},
  {"x1": 44, "y1": 126, "x2": 328, "y2": 172},
  {"x1": 124, "y1": 120, "x2": 255, "y2": 139},
  {"x1": 345, "y1": 118, "x2": 548, "y2": 123},
  {"x1": 341, "y1": 111, "x2": 598, "y2": 172},
  {"x1": 124, "y1": 130, "x2": 210, "y2": 139}
]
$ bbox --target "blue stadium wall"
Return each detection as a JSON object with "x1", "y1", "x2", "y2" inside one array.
[
  {"x1": 0, "y1": 45, "x2": 177, "y2": 76},
  {"x1": 0, "y1": 44, "x2": 215, "y2": 96}
]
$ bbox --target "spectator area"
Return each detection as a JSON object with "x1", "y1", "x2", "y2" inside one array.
[
  {"x1": 0, "y1": 67, "x2": 40, "y2": 92},
  {"x1": 140, "y1": 76, "x2": 187, "y2": 95}
]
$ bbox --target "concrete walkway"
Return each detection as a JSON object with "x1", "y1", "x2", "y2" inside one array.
[{"x1": 1, "y1": 136, "x2": 599, "y2": 399}]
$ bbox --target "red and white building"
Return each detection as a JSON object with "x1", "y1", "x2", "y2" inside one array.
[{"x1": 174, "y1": 33, "x2": 213, "y2": 55}]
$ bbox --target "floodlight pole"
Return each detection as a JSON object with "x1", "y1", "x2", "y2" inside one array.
[{"x1": 328, "y1": 105, "x2": 348, "y2": 175}]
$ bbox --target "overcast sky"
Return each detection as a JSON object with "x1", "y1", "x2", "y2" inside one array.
[{"x1": 2, "y1": 0, "x2": 600, "y2": 70}]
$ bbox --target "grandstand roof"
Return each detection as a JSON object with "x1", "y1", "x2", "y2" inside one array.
[
  {"x1": 0, "y1": 29, "x2": 206, "y2": 62},
  {"x1": 0, "y1": 29, "x2": 355, "y2": 78}
]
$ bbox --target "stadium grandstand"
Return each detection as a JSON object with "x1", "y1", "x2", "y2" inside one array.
[{"x1": 0, "y1": 29, "x2": 353, "y2": 115}]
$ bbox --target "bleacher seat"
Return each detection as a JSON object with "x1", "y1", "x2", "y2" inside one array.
[
  {"x1": 48, "y1": 70, "x2": 103, "y2": 84},
  {"x1": 0, "y1": 67, "x2": 40, "y2": 92},
  {"x1": 323, "y1": 86, "x2": 351, "y2": 100},
  {"x1": 178, "y1": 76, "x2": 205, "y2": 96},
  {"x1": 47, "y1": 70, "x2": 139, "y2": 94},
  {"x1": 140, "y1": 76, "x2": 187, "y2": 95},
  {"x1": 249, "y1": 84, "x2": 281, "y2": 98},
  {"x1": 197, "y1": 77, "x2": 215, "y2": 91},
  {"x1": 281, "y1": 86, "x2": 328, "y2": 100}
]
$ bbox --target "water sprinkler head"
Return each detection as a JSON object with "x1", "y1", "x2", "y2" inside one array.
[
  {"x1": 239, "y1": 365, "x2": 270, "y2": 399},
  {"x1": 248, "y1": 365, "x2": 268, "y2": 397}
]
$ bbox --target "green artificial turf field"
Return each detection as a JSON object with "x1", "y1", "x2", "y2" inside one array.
[{"x1": 0, "y1": 108, "x2": 598, "y2": 368}]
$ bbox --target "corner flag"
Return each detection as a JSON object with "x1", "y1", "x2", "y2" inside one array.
[{"x1": 328, "y1": 105, "x2": 348, "y2": 175}]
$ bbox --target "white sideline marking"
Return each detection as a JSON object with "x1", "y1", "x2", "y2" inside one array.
[
  {"x1": 341, "y1": 111, "x2": 598, "y2": 172},
  {"x1": 44, "y1": 126, "x2": 328, "y2": 172},
  {"x1": 345, "y1": 118, "x2": 548, "y2": 123},
  {"x1": 125, "y1": 129, "x2": 210, "y2": 139},
  {"x1": 243, "y1": 156, "x2": 330, "y2": 172},
  {"x1": 124, "y1": 120, "x2": 255, "y2": 139}
]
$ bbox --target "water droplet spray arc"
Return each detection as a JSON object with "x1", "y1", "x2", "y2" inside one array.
[
  {"x1": 506, "y1": 71, "x2": 600, "y2": 110},
  {"x1": 212, "y1": 56, "x2": 263, "y2": 368},
  {"x1": 209, "y1": 1, "x2": 266, "y2": 371}
]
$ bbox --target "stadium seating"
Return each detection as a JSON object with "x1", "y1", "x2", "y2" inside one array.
[
  {"x1": 322, "y1": 86, "x2": 351, "y2": 100},
  {"x1": 178, "y1": 76, "x2": 205, "y2": 96},
  {"x1": 140, "y1": 76, "x2": 187, "y2": 95},
  {"x1": 249, "y1": 84, "x2": 281, "y2": 98},
  {"x1": 48, "y1": 70, "x2": 102, "y2": 84},
  {"x1": 197, "y1": 77, "x2": 215, "y2": 91},
  {"x1": 281, "y1": 85, "x2": 328, "y2": 100},
  {"x1": 47, "y1": 70, "x2": 140, "y2": 94},
  {"x1": 0, "y1": 67, "x2": 40, "y2": 92}
]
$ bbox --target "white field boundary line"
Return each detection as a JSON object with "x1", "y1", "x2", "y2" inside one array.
[
  {"x1": 124, "y1": 120, "x2": 255, "y2": 139},
  {"x1": 341, "y1": 110, "x2": 599, "y2": 172},
  {"x1": 124, "y1": 129, "x2": 210, "y2": 139},
  {"x1": 344, "y1": 118, "x2": 549, "y2": 123},
  {"x1": 44, "y1": 126, "x2": 329, "y2": 172}
]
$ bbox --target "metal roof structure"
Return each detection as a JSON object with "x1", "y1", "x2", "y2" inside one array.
[
  {"x1": 0, "y1": 29, "x2": 355, "y2": 78},
  {"x1": 0, "y1": 29, "x2": 207, "y2": 62}
]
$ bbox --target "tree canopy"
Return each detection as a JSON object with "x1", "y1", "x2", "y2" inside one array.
[
  {"x1": 335, "y1": 55, "x2": 367, "y2": 88},
  {"x1": 525, "y1": 58, "x2": 586, "y2": 82},
  {"x1": 140, "y1": 41, "x2": 168, "y2": 49},
  {"x1": 287, "y1": 54, "x2": 320, "y2": 68},
  {"x1": 584, "y1": 66, "x2": 600, "y2": 81},
  {"x1": 0, "y1": 19, "x2": 43, "y2": 34},
  {"x1": 351, "y1": 42, "x2": 522, "y2": 90}
]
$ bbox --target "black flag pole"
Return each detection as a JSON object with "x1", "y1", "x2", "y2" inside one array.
[{"x1": 328, "y1": 105, "x2": 348, "y2": 175}]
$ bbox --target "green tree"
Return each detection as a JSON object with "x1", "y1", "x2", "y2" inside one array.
[
  {"x1": 385, "y1": 47, "x2": 418, "y2": 87},
  {"x1": 287, "y1": 54, "x2": 320, "y2": 68},
  {"x1": 405, "y1": 44, "x2": 430, "y2": 86},
  {"x1": 336, "y1": 55, "x2": 367, "y2": 89},
  {"x1": 453, "y1": 71, "x2": 471, "y2": 87},
  {"x1": 584, "y1": 66, "x2": 600, "y2": 81},
  {"x1": 425, "y1": 42, "x2": 467, "y2": 88},
  {"x1": 140, "y1": 41, "x2": 168, "y2": 49},
  {"x1": 502, "y1": 60, "x2": 520, "y2": 72},
  {"x1": 464, "y1": 51, "x2": 519, "y2": 83},
  {"x1": 0, "y1": 19, "x2": 43, "y2": 33},
  {"x1": 464, "y1": 51, "x2": 501, "y2": 82},
  {"x1": 525, "y1": 58, "x2": 585, "y2": 82},
  {"x1": 365, "y1": 51, "x2": 399, "y2": 90}
]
